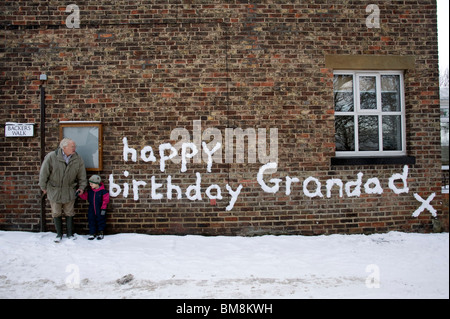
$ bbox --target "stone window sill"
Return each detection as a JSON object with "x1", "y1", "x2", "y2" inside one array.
[{"x1": 331, "y1": 156, "x2": 416, "y2": 166}]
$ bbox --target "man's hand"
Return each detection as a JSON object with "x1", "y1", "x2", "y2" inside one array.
[{"x1": 76, "y1": 189, "x2": 84, "y2": 196}]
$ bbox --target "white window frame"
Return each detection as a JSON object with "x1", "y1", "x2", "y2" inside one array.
[
  {"x1": 334, "y1": 70, "x2": 406, "y2": 158},
  {"x1": 441, "y1": 99, "x2": 449, "y2": 166}
]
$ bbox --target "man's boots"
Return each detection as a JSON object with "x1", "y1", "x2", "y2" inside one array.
[
  {"x1": 54, "y1": 217, "x2": 63, "y2": 243},
  {"x1": 66, "y1": 216, "x2": 76, "y2": 240}
]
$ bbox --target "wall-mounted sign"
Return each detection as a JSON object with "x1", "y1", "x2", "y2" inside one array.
[{"x1": 5, "y1": 123, "x2": 35, "y2": 137}]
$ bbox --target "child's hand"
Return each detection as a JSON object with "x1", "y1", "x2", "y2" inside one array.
[{"x1": 101, "y1": 210, "x2": 106, "y2": 216}]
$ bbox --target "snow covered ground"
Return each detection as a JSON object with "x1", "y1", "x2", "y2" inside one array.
[{"x1": 0, "y1": 230, "x2": 448, "y2": 299}]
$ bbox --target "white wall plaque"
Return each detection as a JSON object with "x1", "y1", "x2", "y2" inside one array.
[{"x1": 5, "y1": 123, "x2": 35, "y2": 137}]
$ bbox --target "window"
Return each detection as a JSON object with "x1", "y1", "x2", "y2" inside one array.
[
  {"x1": 60, "y1": 122, "x2": 103, "y2": 171},
  {"x1": 441, "y1": 88, "x2": 449, "y2": 166},
  {"x1": 334, "y1": 71, "x2": 406, "y2": 157},
  {"x1": 440, "y1": 88, "x2": 449, "y2": 193}
]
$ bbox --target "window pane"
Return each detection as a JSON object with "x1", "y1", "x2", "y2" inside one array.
[
  {"x1": 382, "y1": 75, "x2": 401, "y2": 112},
  {"x1": 442, "y1": 122, "x2": 449, "y2": 165},
  {"x1": 358, "y1": 115, "x2": 379, "y2": 151},
  {"x1": 442, "y1": 107, "x2": 449, "y2": 119},
  {"x1": 63, "y1": 126, "x2": 99, "y2": 169},
  {"x1": 334, "y1": 75, "x2": 354, "y2": 112},
  {"x1": 359, "y1": 76, "x2": 377, "y2": 110},
  {"x1": 335, "y1": 116, "x2": 355, "y2": 151},
  {"x1": 383, "y1": 115, "x2": 402, "y2": 151}
]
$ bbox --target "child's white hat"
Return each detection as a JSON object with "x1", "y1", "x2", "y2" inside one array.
[{"x1": 89, "y1": 175, "x2": 101, "y2": 184}]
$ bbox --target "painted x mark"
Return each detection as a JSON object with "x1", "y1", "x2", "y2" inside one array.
[{"x1": 412, "y1": 193, "x2": 437, "y2": 217}]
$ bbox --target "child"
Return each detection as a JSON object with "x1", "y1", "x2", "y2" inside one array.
[{"x1": 79, "y1": 175, "x2": 110, "y2": 240}]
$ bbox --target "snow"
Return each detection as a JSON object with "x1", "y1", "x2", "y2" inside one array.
[{"x1": 0, "y1": 230, "x2": 448, "y2": 299}]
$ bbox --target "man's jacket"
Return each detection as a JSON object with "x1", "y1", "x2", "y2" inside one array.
[{"x1": 39, "y1": 148, "x2": 87, "y2": 203}]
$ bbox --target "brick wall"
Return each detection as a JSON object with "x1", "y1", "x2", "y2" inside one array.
[{"x1": 1, "y1": 1, "x2": 447, "y2": 235}]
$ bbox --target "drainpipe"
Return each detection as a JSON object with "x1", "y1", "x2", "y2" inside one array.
[{"x1": 39, "y1": 74, "x2": 47, "y2": 232}]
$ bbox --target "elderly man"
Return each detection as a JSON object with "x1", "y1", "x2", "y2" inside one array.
[{"x1": 39, "y1": 138, "x2": 87, "y2": 242}]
